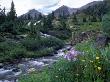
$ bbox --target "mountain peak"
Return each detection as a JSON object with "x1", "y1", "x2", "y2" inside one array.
[
  {"x1": 60, "y1": 5, "x2": 69, "y2": 8},
  {"x1": 20, "y1": 9, "x2": 42, "y2": 20},
  {"x1": 20, "y1": 1, "x2": 102, "y2": 19},
  {"x1": 30, "y1": 9, "x2": 36, "y2": 11},
  {"x1": 53, "y1": 5, "x2": 77, "y2": 17}
]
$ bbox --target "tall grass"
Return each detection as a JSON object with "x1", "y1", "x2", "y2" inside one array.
[{"x1": 19, "y1": 41, "x2": 110, "y2": 82}]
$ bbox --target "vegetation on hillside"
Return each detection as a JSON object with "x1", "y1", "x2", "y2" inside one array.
[
  {"x1": 0, "y1": 0, "x2": 110, "y2": 82},
  {"x1": 20, "y1": 40, "x2": 110, "y2": 82}
]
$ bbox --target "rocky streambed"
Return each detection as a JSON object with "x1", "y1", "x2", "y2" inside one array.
[{"x1": 0, "y1": 45, "x2": 72, "y2": 82}]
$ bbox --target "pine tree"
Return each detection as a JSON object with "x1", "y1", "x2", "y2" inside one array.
[
  {"x1": 7, "y1": 1, "x2": 17, "y2": 21},
  {"x1": 83, "y1": 17, "x2": 87, "y2": 22},
  {"x1": 72, "y1": 14, "x2": 78, "y2": 25},
  {"x1": 102, "y1": 12, "x2": 110, "y2": 36},
  {"x1": 0, "y1": 6, "x2": 6, "y2": 24}
]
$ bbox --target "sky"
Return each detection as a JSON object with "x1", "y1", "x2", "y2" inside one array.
[{"x1": 0, "y1": 0, "x2": 102, "y2": 16}]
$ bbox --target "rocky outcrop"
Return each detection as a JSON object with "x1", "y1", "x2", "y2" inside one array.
[
  {"x1": 95, "y1": 34, "x2": 110, "y2": 48},
  {"x1": 71, "y1": 30, "x2": 101, "y2": 45}
]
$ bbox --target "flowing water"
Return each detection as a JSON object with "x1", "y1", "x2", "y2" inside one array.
[{"x1": 0, "y1": 45, "x2": 71, "y2": 82}]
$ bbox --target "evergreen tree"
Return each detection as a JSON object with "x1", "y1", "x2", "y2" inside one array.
[
  {"x1": 60, "y1": 19, "x2": 66, "y2": 30},
  {"x1": 91, "y1": 16, "x2": 97, "y2": 22},
  {"x1": 82, "y1": 17, "x2": 87, "y2": 22},
  {"x1": 72, "y1": 14, "x2": 78, "y2": 25},
  {"x1": 42, "y1": 15, "x2": 53, "y2": 33},
  {"x1": 102, "y1": 12, "x2": 110, "y2": 37},
  {"x1": 0, "y1": 7, "x2": 6, "y2": 24},
  {"x1": 46, "y1": 14, "x2": 53, "y2": 29},
  {"x1": 7, "y1": 1, "x2": 17, "y2": 21},
  {"x1": 82, "y1": 1, "x2": 108, "y2": 21},
  {"x1": 51, "y1": 12, "x2": 55, "y2": 20}
]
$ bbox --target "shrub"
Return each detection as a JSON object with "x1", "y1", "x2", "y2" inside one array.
[
  {"x1": 19, "y1": 71, "x2": 50, "y2": 82},
  {"x1": 102, "y1": 12, "x2": 110, "y2": 36},
  {"x1": 48, "y1": 30, "x2": 71, "y2": 40},
  {"x1": 0, "y1": 41, "x2": 27, "y2": 62},
  {"x1": 49, "y1": 41, "x2": 110, "y2": 82},
  {"x1": 26, "y1": 47, "x2": 54, "y2": 58},
  {"x1": 19, "y1": 41, "x2": 110, "y2": 82},
  {"x1": 0, "y1": 21, "x2": 17, "y2": 34},
  {"x1": 21, "y1": 38, "x2": 41, "y2": 51},
  {"x1": 41, "y1": 37, "x2": 64, "y2": 50},
  {"x1": 22, "y1": 36, "x2": 64, "y2": 51}
]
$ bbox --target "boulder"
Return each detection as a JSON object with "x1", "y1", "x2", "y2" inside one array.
[
  {"x1": 95, "y1": 34, "x2": 110, "y2": 48},
  {"x1": 0, "y1": 63, "x2": 3, "y2": 69}
]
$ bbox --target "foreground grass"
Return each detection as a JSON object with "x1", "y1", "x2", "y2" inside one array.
[
  {"x1": 19, "y1": 71, "x2": 50, "y2": 82},
  {"x1": 19, "y1": 41, "x2": 110, "y2": 82}
]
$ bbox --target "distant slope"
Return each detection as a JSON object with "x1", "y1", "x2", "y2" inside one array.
[
  {"x1": 19, "y1": 9, "x2": 43, "y2": 20},
  {"x1": 53, "y1": 5, "x2": 78, "y2": 17},
  {"x1": 19, "y1": 1, "x2": 104, "y2": 19},
  {"x1": 79, "y1": 1, "x2": 104, "y2": 11}
]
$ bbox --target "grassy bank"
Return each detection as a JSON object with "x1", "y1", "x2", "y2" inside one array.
[
  {"x1": 0, "y1": 35, "x2": 64, "y2": 63},
  {"x1": 19, "y1": 40, "x2": 110, "y2": 82}
]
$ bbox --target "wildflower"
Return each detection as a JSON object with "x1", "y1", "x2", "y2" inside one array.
[
  {"x1": 28, "y1": 68, "x2": 36, "y2": 73},
  {"x1": 94, "y1": 65, "x2": 97, "y2": 68},
  {"x1": 64, "y1": 48, "x2": 80, "y2": 61},
  {"x1": 81, "y1": 60, "x2": 85, "y2": 62},
  {"x1": 59, "y1": 69, "x2": 61, "y2": 71},
  {"x1": 85, "y1": 65, "x2": 87, "y2": 67},
  {"x1": 56, "y1": 76, "x2": 58, "y2": 78},
  {"x1": 76, "y1": 74, "x2": 79, "y2": 76},
  {"x1": 97, "y1": 67, "x2": 101, "y2": 71},
  {"x1": 90, "y1": 60, "x2": 93, "y2": 63},
  {"x1": 86, "y1": 51, "x2": 89, "y2": 53},
  {"x1": 96, "y1": 57, "x2": 100, "y2": 60},
  {"x1": 98, "y1": 62, "x2": 101, "y2": 64}
]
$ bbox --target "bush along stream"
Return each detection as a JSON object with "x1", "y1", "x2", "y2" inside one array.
[{"x1": 0, "y1": 44, "x2": 72, "y2": 82}]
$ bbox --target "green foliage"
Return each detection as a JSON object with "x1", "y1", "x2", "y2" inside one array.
[
  {"x1": 7, "y1": 1, "x2": 17, "y2": 21},
  {"x1": 41, "y1": 37, "x2": 64, "y2": 50},
  {"x1": 72, "y1": 14, "x2": 78, "y2": 24},
  {"x1": 82, "y1": 1, "x2": 108, "y2": 21},
  {"x1": 22, "y1": 36, "x2": 64, "y2": 51},
  {"x1": 0, "y1": 21, "x2": 17, "y2": 34},
  {"x1": 0, "y1": 14, "x2": 6, "y2": 25},
  {"x1": 21, "y1": 38, "x2": 41, "y2": 51},
  {"x1": 20, "y1": 41, "x2": 110, "y2": 82},
  {"x1": 0, "y1": 7, "x2": 6, "y2": 24},
  {"x1": 26, "y1": 47, "x2": 54, "y2": 58},
  {"x1": 19, "y1": 71, "x2": 50, "y2": 82},
  {"x1": 0, "y1": 36, "x2": 64, "y2": 62},
  {"x1": 102, "y1": 12, "x2": 110, "y2": 36},
  {"x1": 79, "y1": 22, "x2": 101, "y2": 32},
  {"x1": 42, "y1": 15, "x2": 53, "y2": 33},
  {"x1": 0, "y1": 41, "x2": 26, "y2": 62},
  {"x1": 47, "y1": 18, "x2": 71, "y2": 40}
]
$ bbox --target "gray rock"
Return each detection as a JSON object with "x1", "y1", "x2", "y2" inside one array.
[
  {"x1": 0, "y1": 70, "x2": 14, "y2": 79},
  {"x1": 95, "y1": 34, "x2": 110, "y2": 48},
  {"x1": 0, "y1": 63, "x2": 3, "y2": 69}
]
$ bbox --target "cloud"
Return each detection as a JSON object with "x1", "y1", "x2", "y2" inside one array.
[{"x1": 0, "y1": 0, "x2": 102, "y2": 16}]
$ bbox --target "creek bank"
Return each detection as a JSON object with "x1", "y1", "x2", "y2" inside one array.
[{"x1": 0, "y1": 45, "x2": 72, "y2": 82}]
